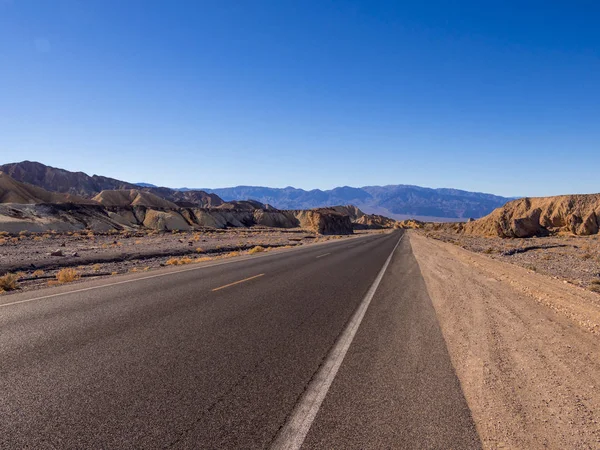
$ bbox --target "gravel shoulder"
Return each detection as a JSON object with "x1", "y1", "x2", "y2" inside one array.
[{"x1": 409, "y1": 231, "x2": 600, "y2": 449}]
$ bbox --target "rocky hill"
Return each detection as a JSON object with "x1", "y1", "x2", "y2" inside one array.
[
  {"x1": 0, "y1": 173, "x2": 369, "y2": 235},
  {"x1": 463, "y1": 194, "x2": 600, "y2": 238},
  {"x1": 92, "y1": 190, "x2": 179, "y2": 209},
  {"x1": 0, "y1": 172, "x2": 96, "y2": 205},
  {"x1": 203, "y1": 184, "x2": 512, "y2": 220},
  {"x1": 0, "y1": 161, "x2": 222, "y2": 208}
]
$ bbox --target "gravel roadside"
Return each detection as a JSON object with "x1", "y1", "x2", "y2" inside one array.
[{"x1": 409, "y1": 231, "x2": 600, "y2": 449}]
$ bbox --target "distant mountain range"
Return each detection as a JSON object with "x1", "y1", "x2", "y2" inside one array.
[
  {"x1": 0, "y1": 161, "x2": 513, "y2": 220},
  {"x1": 201, "y1": 185, "x2": 513, "y2": 221}
]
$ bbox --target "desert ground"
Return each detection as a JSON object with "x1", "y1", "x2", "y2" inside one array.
[
  {"x1": 422, "y1": 229, "x2": 600, "y2": 294},
  {"x1": 410, "y1": 231, "x2": 600, "y2": 448},
  {"x1": 0, "y1": 228, "x2": 383, "y2": 294}
]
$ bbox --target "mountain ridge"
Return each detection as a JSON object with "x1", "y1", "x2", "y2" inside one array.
[
  {"x1": 200, "y1": 185, "x2": 514, "y2": 220},
  {"x1": 0, "y1": 161, "x2": 514, "y2": 220}
]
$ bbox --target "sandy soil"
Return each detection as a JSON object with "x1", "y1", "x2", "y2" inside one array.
[
  {"x1": 410, "y1": 231, "x2": 600, "y2": 449},
  {"x1": 0, "y1": 228, "x2": 381, "y2": 294},
  {"x1": 421, "y1": 230, "x2": 600, "y2": 293}
]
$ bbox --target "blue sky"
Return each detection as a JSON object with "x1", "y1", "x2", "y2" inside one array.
[{"x1": 1, "y1": 1, "x2": 598, "y2": 197}]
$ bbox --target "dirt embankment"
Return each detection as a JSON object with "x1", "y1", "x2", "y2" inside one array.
[{"x1": 410, "y1": 232, "x2": 600, "y2": 449}]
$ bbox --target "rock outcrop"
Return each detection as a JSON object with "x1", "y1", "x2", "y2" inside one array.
[
  {"x1": 292, "y1": 208, "x2": 354, "y2": 235},
  {"x1": 353, "y1": 213, "x2": 396, "y2": 229},
  {"x1": 463, "y1": 195, "x2": 600, "y2": 238}
]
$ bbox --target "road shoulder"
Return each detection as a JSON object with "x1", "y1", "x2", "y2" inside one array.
[
  {"x1": 302, "y1": 235, "x2": 481, "y2": 449},
  {"x1": 409, "y1": 231, "x2": 600, "y2": 449}
]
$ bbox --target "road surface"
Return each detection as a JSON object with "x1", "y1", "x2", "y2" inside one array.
[{"x1": 0, "y1": 231, "x2": 481, "y2": 449}]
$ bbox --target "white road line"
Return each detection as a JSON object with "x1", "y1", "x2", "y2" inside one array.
[
  {"x1": 315, "y1": 253, "x2": 331, "y2": 259},
  {"x1": 0, "y1": 233, "x2": 379, "y2": 309},
  {"x1": 270, "y1": 233, "x2": 404, "y2": 450}
]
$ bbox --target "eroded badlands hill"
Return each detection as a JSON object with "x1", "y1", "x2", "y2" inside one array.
[{"x1": 464, "y1": 194, "x2": 600, "y2": 238}]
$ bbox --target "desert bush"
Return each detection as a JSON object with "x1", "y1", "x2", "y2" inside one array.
[
  {"x1": 33, "y1": 270, "x2": 45, "y2": 277},
  {"x1": 196, "y1": 247, "x2": 204, "y2": 253},
  {"x1": 249, "y1": 246, "x2": 265, "y2": 254},
  {"x1": 0, "y1": 273, "x2": 19, "y2": 292},
  {"x1": 55, "y1": 268, "x2": 80, "y2": 284},
  {"x1": 195, "y1": 257, "x2": 213, "y2": 263},
  {"x1": 0, "y1": 238, "x2": 6, "y2": 245},
  {"x1": 166, "y1": 257, "x2": 194, "y2": 266}
]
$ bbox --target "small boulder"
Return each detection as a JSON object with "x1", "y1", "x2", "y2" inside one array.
[{"x1": 50, "y1": 250, "x2": 64, "y2": 257}]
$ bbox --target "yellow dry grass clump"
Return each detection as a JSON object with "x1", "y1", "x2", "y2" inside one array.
[
  {"x1": 54, "y1": 268, "x2": 80, "y2": 284},
  {"x1": 248, "y1": 246, "x2": 266, "y2": 254},
  {"x1": 195, "y1": 257, "x2": 213, "y2": 263},
  {"x1": 166, "y1": 256, "x2": 194, "y2": 266},
  {"x1": 0, "y1": 273, "x2": 19, "y2": 292}
]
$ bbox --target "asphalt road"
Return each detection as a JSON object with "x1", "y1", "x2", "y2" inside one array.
[{"x1": 0, "y1": 230, "x2": 481, "y2": 449}]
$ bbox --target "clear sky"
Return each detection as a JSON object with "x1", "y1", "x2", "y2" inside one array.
[{"x1": 1, "y1": 1, "x2": 598, "y2": 197}]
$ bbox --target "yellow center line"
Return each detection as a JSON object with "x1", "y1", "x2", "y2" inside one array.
[
  {"x1": 315, "y1": 253, "x2": 331, "y2": 258},
  {"x1": 211, "y1": 273, "x2": 265, "y2": 292}
]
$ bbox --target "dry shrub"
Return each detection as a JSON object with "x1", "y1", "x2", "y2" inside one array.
[
  {"x1": 196, "y1": 247, "x2": 204, "y2": 253},
  {"x1": 0, "y1": 273, "x2": 19, "y2": 292},
  {"x1": 166, "y1": 257, "x2": 194, "y2": 266},
  {"x1": 55, "y1": 268, "x2": 80, "y2": 284},
  {"x1": 249, "y1": 246, "x2": 265, "y2": 254},
  {"x1": 0, "y1": 238, "x2": 6, "y2": 245},
  {"x1": 195, "y1": 257, "x2": 213, "y2": 263},
  {"x1": 226, "y1": 251, "x2": 240, "y2": 258},
  {"x1": 33, "y1": 270, "x2": 45, "y2": 277},
  {"x1": 92, "y1": 264, "x2": 102, "y2": 272}
]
